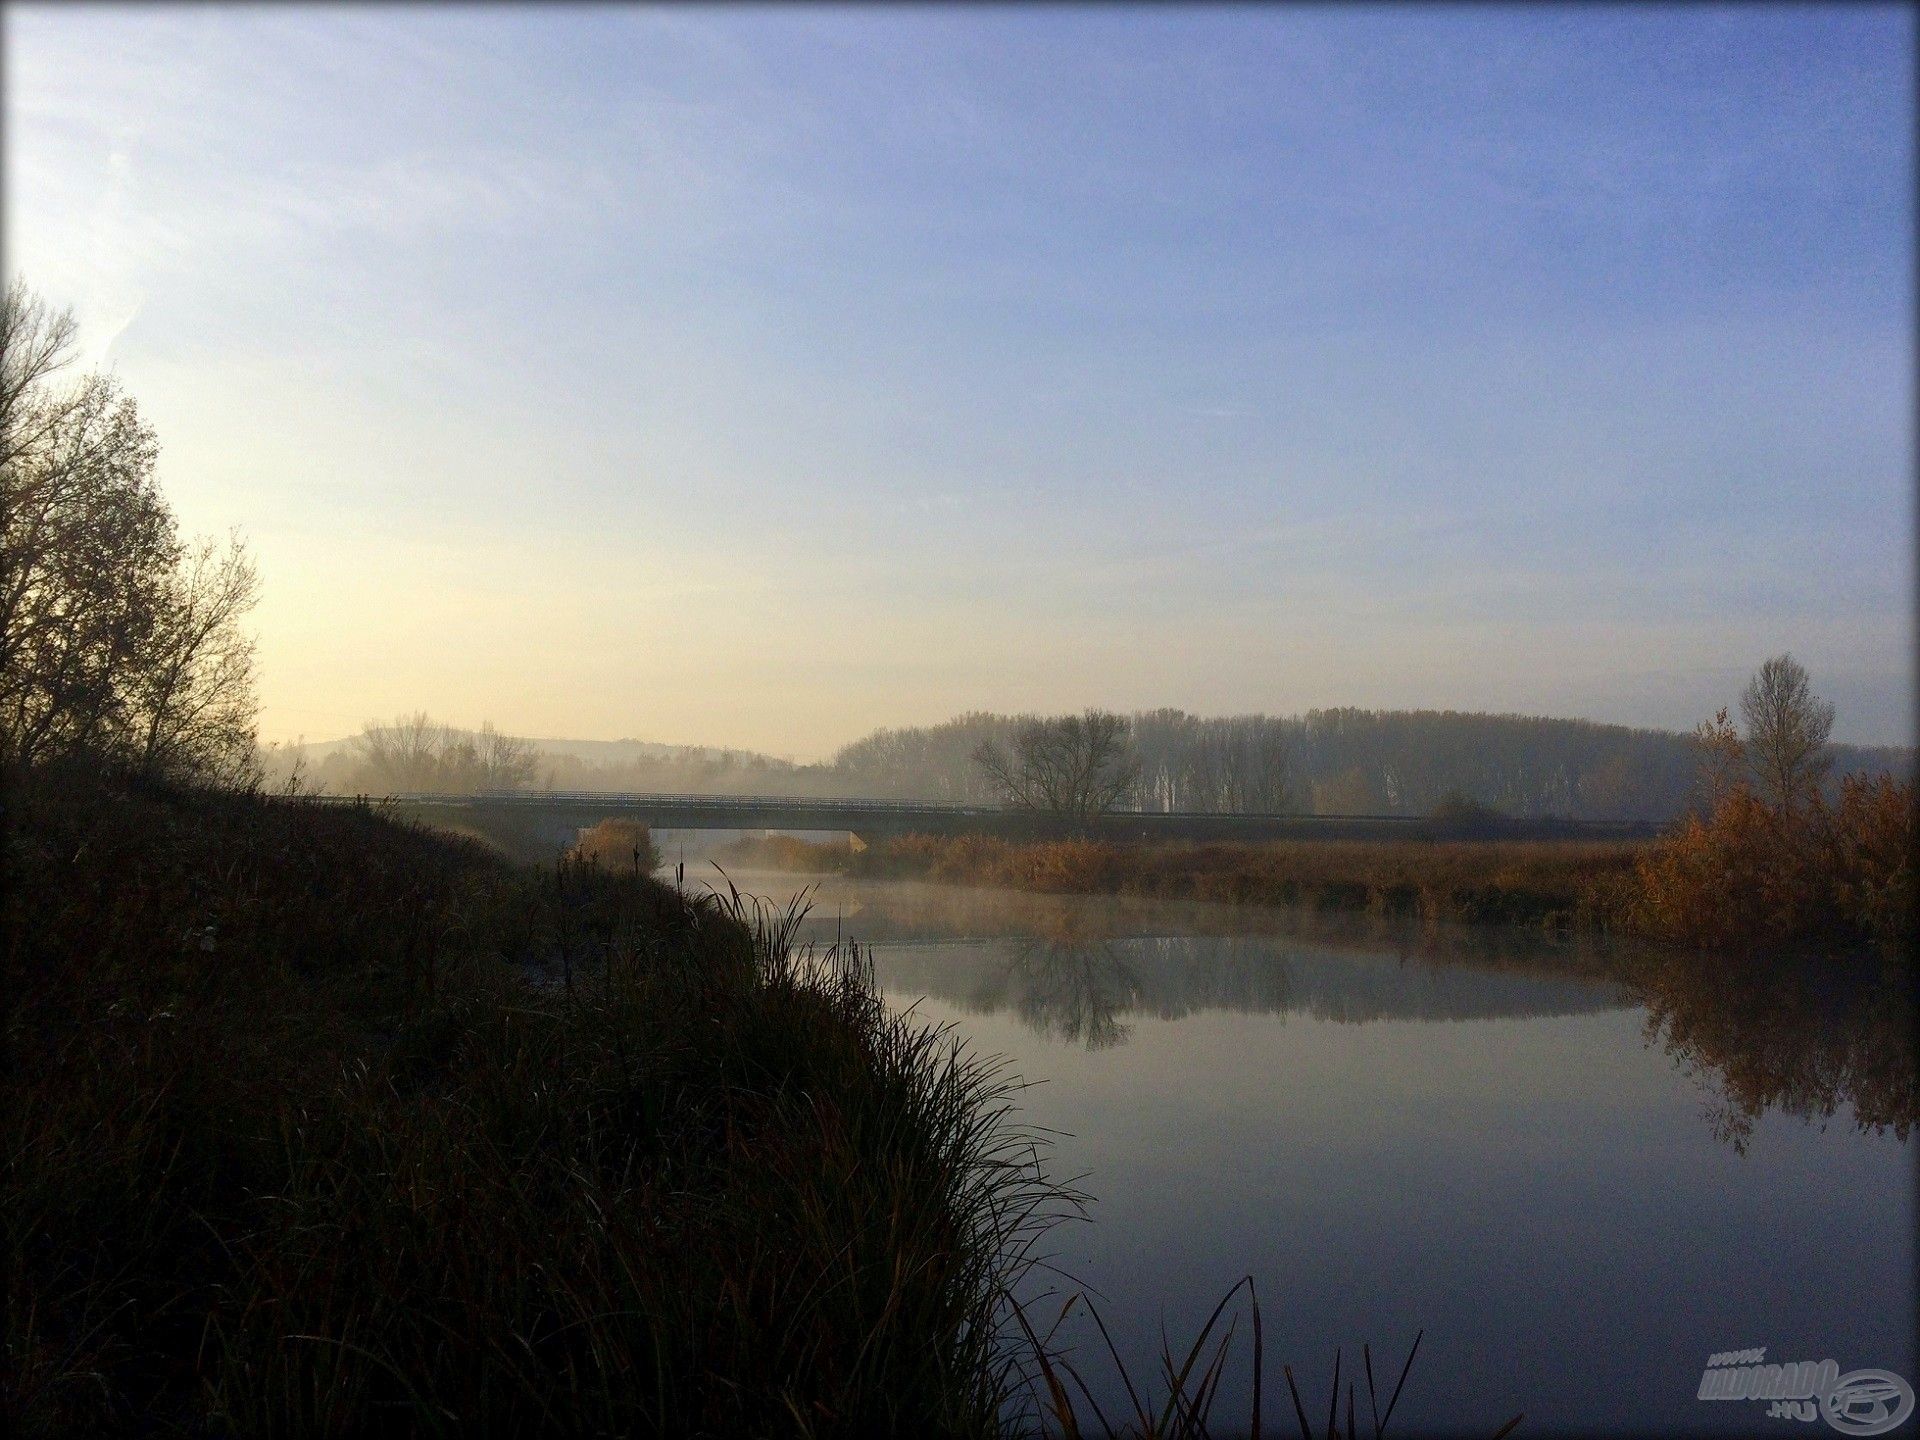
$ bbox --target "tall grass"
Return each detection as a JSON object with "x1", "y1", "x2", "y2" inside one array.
[
  {"x1": 4, "y1": 766, "x2": 1067, "y2": 1435},
  {"x1": 1010, "y1": 1279, "x2": 1523, "y2": 1440}
]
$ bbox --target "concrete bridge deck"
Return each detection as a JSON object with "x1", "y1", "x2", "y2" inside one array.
[{"x1": 315, "y1": 790, "x2": 1662, "y2": 854}]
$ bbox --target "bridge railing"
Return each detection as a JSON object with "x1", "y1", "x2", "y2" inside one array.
[{"x1": 294, "y1": 790, "x2": 1660, "y2": 836}]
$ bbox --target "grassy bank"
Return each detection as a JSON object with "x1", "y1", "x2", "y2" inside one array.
[
  {"x1": 3, "y1": 767, "x2": 1054, "y2": 1436},
  {"x1": 715, "y1": 832, "x2": 1645, "y2": 932}
]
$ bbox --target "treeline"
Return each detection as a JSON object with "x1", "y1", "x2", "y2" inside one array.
[
  {"x1": 727, "y1": 657, "x2": 1918, "y2": 958},
  {"x1": 284, "y1": 704, "x2": 1911, "y2": 823},
  {"x1": 839, "y1": 709, "x2": 1910, "y2": 820},
  {"x1": 322, "y1": 712, "x2": 542, "y2": 794},
  {"x1": 830, "y1": 707, "x2": 1906, "y2": 820}
]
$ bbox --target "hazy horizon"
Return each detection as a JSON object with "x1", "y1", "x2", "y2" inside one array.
[
  {"x1": 287, "y1": 700, "x2": 1916, "y2": 775},
  {"x1": 7, "y1": 5, "x2": 1913, "y2": 756}
]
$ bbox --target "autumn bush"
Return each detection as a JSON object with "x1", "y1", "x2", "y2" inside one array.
[
  {"x1": 1630, "y1": 774, "x2": 1914, "y2": 955},
  {"x1": 569, "y1": 816, "x2": 662, "y2": 873},
  {"x1": 1827, "y1": 775, "x2": 1917, "y2": 947}
]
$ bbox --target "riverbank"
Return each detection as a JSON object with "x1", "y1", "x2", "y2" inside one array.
[
  {"x1": 4, "y1": 768, "x2": 1051, "y2": 1435},
  {"x1": 715, "y1": 832, "x2": 1646, "y2": 932}
]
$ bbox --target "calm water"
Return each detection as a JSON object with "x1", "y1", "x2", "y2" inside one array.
[{"x1": 747, "y1": 872, "x2": 1917, "y2": 1437}]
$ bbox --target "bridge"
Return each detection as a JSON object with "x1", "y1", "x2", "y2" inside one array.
[{"x1": 320, "y1": 790, "x2": 1663, "y2": 859}]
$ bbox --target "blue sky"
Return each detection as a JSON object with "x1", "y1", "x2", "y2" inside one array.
[{"x1": 6, "y1": 4, "x2": 1912, "y2": 753}]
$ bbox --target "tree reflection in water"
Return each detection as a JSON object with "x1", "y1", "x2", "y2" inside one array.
[
  {"x1": 1630, "y1": 952, "x2": 1917, "y2": 1154},
  {"x1": 792, "y1": 876, "x2": 1916, "y2": 1148},
  {"x1": 999, "y1": 939, "x2": 1143, "y2": 1050}
]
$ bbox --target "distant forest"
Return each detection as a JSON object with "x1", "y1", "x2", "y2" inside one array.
[{"x1": 281, "y1": 707, "x2": 1913, "y2": 823}]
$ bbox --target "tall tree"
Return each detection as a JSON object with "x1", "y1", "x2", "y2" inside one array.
[
  {"x1": 1739, "y1": 654, "x2": 1835, "y2": 812},
  {"x1": 472, "y1": 722, "x2": 539, "y2": 792},
  {"x1": 131, "y1": 534, "x2": 261, "y2": 782},
  {"x1": 1, "y1": 279, "x2": 258, "y2": 779},
  {"x1": 972, "y1": 709, "x2": 1139, "y2": 830},
  {"x1": 346, "y1": 713, "x2": 539, "y2": 793},
  {"x1": 351, "y1": 712, "x2": 454, "y2": 792}
]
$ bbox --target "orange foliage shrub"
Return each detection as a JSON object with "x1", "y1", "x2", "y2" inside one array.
[
  {"x1": 1630, "y1": 777, "x2": 1914, "y2": 954},
  {"x1": 1826, "y1": 775, "x2": 1917, "y2": 949}
]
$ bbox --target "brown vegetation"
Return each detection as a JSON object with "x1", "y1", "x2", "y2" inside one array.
[
  {"x1": 1627, "y1": 772, "x2": 1914, "y2": 954},
  {"x1": 1621, "y1": 668, "x2": 1914, "y2": 956},
  {"x1": 720, "y1": 831, "x2": 855, "y2": 872},
  {"x1": 722, "y1": 783, "x2": 1912, "y2": 954},
  {"x1": 569, "y1": 816, "x2": 663, "y2": 873},
  {"x1": 715, "y1": 831, "x2": 1643, "y2": 931}
]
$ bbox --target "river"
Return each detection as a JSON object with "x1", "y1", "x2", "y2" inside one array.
[{"x1": 731, "y1": 871, "x2": 1917, "y2": 1436}]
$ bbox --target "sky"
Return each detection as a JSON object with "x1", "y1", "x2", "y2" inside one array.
[{"x1": 5, "y1": 4, "x2": 1913, "y2": 757}]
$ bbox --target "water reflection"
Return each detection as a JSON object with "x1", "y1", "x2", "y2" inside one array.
[
  {"x1": 876, "y1": 932, "x2": 1631, "y2": 1049},
  {"x1": 1001, "y1": 939, "x2": 1141, "y2": 1050},
  {"x1": 729, "y1": 871, "x2": 1914, "y2": 1431},
  {"x1": 754, "y1": 871, "x2": 1918, "y2": 1148},
  {"x1": 1630, "y1": 951, "x2": 1918, "y2": 1154}
]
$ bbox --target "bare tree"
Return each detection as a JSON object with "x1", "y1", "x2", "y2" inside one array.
[
  {"x1": 1689, "y1": 707, "x2": 1746, "y2": 812},
  {"x1": 1, "y1": 278, "x2": 85, "y2": 469},
  {"x1": 347, "y1": 713, "x2": 538, "y2": 793},
  {"x1": 2, "y1": 278, "x2": 259, "y2": 780},
  {"x1": 1739, "y1": 654, "x2": 1834, "y2": 811},
  {"x1": 972, "y1": 709, "x2": 1139, "y2": 830},
  {"x1": 351, "y1": 711, "x2": 455, "y2": 792},
  {"x1": 131, "y1": 533, "x2": 261, "y2": 782},
  {"x1": 473, "y1": 722, "x2": 538, "y2": 791}
]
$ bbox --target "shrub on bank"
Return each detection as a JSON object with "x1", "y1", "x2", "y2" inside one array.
[
  {"x1": 569, "y1": 815, "x2": 662, "y2": 873},
  {"x1": 1629, "y1": 774, "x2": 1914, "y2": 955}
]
